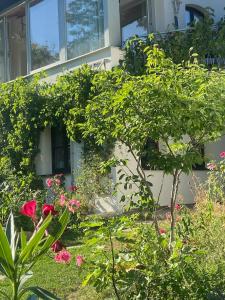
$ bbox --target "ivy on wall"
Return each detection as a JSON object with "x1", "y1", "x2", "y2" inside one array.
[{"x1": 0, "y1": 16, "x2": 225, "y2": 190}]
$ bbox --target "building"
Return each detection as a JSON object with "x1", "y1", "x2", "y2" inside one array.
[{"x1": 0, "y1": 0, "x2": 224, "y2": 212}]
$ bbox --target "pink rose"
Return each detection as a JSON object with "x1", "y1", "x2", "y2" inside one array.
[
  {"x1": 159, "y1": 228, "x2": 166, "y2": 235},
  {"x1": 55, "y1": 178, "x2": 61, "y2": 186},
  {"x1": 46, "y1": 178, "x2": 53, "y2": 188},
  {"x1": 207, "y1": 162, "x2": 216, "y2": 171},
  {"x1": 76, "y1": 255, "x2": 85, "y2": 267},
  {"x1": 220, "y1": 151, "x2": 225, "y2": 158},
  {"x1": 54, "y1": 250, "x2": 72, "y2": 264},
  {"x1": 42, "y1": 204, "x2": 58, "y2": 216},
  {"x1": 51, "y1": 241, "x2": 64, "y2": 253},
  {"x1": 175, "y1": 204, "x2": 181, "y2": 211},
  {"x1": 59, "y1": 194, "x2": 66, "y2": 207},
  {"x1": 20, "y1": 200, "x2": 37, "y2": 220},
  {"x1": 68, "y1": 199, "x2": 80, "y2": 213}
]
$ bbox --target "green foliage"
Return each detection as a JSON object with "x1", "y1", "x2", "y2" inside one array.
[
  {"x1": 0, "y1": 210, "x2": 70, "y2": 299},
  {"x1": 121, "y1": 16, "x2": 225, "y2": 75},
  {"x1": 75, "y1": 153, "x2": 113, "y2": 212}
]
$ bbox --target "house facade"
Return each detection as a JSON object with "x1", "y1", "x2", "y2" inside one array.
[{"x1": 0, "y1": 0, "x2": 225, "y2": 212}]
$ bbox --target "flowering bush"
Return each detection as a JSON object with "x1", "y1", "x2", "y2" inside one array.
[{"x1": 0, "y1": 176, "x2": 83, "y2": 300}]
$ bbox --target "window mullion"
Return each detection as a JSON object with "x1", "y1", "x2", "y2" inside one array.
[
  {"x1": 25, "y1": 0, "x2": 31, "y2": 74},
  {"x1": 59, "y1": 0, "x2": 67, "y2": 62}
]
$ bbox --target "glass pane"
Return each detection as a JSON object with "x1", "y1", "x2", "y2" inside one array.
[
  {"x1": 66, "y1": 0, "x2": 104, "y2": 59},
  {"x1": 0, "y1": 20, "x2": 5, "y2": 82},
  {"x1": 30, "y1": 0, "x2": 60, "y2": 70},
  {"x1": 7, "y1": 5, "x2": 27, "y2": 80},
  {"x1": 120, "y1": 0, "x2": 148, "y2": 44}
]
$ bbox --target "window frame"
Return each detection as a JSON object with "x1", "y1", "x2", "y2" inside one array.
[
  {"x1": 120, "y1": 0, "x2": 152, "y2": 45},
  {"x1": 51, "y1": 126, "x2": 71, "y2": 175},
  {"x1": 141, "y1": 138, "x2": 161, "y2": 171},
  {"x1": 0, "y1": 0, "x2": 107, "y2": 82},
  {"x1": 185, "y1": 6, "x2": 204, "y2": 27}
]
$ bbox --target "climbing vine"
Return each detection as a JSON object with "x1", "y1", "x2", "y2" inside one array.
[{"x1": 0, "y1": 16, "x2": 225, "y2": 213}]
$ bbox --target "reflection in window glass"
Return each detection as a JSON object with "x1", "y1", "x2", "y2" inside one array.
[
  {"x1": 66, "y1": 0, "x2": 104, "y2": 59},
  {"x1": 0, "y1": 20, "x2": 5, "y2": 82},
  {"x1": 52, "y1": 126, "x2": 71, "y2": 174},
  {"x1": 7, "y1": 5, "x2": 27, "y2": 80},
  {"x1": 120, "y1": 0, "x2": 148, "y2": 44},
  {"x1": 185, "y1": 6, "x2": 204, "y2": 26},
  {"x1": 30, "y1": 0, "x2": 60, "y2": 70}
]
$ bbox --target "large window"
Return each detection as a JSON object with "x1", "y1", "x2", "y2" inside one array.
[
  {"x1": 51, "y1": 126, "x2": 71, "y2": 174},
  {"x1": 185, "y1": 6, "x2": 204, "y2": 26},
  {"x1": 29, "y1": 0, "x2": 60, "y2": 70},
  {"x1": 141, "y1": 138, "x2": 160, "y2": 170},
  {"x1": 66, "y1": 0, "x2": 104, "y2": 60},
  {"x1": 0, "y1": 20, "x2": 5, "y2": 82},
  {"x1": 0, "y1": 0, "x2": 106, "y2": 82},
  {"x1": 7, "y1": 5, "x2": 27, "y2": 80},
  {"x1": 120, "y1": 0, "x2": 148, "y2": 44}
]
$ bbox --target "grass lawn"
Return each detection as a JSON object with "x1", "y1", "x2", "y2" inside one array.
[{"x1": 0, "y1": 230, "x2": 115, "y2": 300}]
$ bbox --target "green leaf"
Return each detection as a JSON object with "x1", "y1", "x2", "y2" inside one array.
[
  {"x1": 25, "y1": 287, "x2": 60, "y2": 300},
  {"x1": 6, "y1": 213, "x2": 16, "y2": 261},
  {"x1": 21, "y1": 228, "x2": 27, "y2": 251},
  {"x1": 0, "y1": 223, "x2": 14, "y2": 278},
  {"x1": 18, "y1": 271, "x2": 33, "y2": 293},
  {"x1": 38, "y1": 209, "x2": 70, "y2": 256},
  {"x1": 19, "y1": 214, "x2": 52, "y2": 264}
]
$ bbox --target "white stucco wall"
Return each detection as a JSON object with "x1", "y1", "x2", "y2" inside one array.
[
  {"x1": 114, "y1": 136, "x2": 225, "y2": 208},
  {"x1": 155, "y1": 0, "x2": 225, "y2": 32},
  {"x1": 34, "y1": 0, "x2": 225, "y2": 212}
]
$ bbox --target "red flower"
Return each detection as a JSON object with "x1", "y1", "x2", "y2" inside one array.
[
  {"x1": 76, "y1": 255, "x2": 85, "y2": 267},
  {"x1": 159, "y1": 228, "x2": 166, "y2": 235},
  {"x1": 68, "y1": 185, "x2": 78, "y2": 192},
  {"x1": 54, "y1": 250, "x2": 72, "y2": 264},
  {"x1": 46, "y1": 178, "x2": 53, "y2": 188},
  {"x1": 220, "y1": 151, "x2": 225, "y2": 158},
  {"x1": 20, "y1": 200, "x2": 37, "y2": 220},
  {"x1": 175, "y1": 204, "x2": 181, "y2": 211},
  {"x1": 42, "y1": 204, "x2": 58, "y2": 216},
  {"x1": 51, "y1": 241, "x2": 64, "y2": 253}
]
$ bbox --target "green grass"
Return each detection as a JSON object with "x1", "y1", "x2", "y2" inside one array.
[{"x1": 0, "y1": 244, "x2": 114, "y2": 300}]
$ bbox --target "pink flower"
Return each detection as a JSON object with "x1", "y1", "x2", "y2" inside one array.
[
  {"x1": 55, "y1": 178, "x2": 61, "y2": 186},
  {"x1": 220, "y1": 151, "x2": 225, "y2": 158},
  {"x1": 68, "y1": 185, "x2": 78, "y2": 192},
  {"x1": 159, "y1": 228, "x2": 166, "y2": 235},
  {"x1": 42, "y1": 204, "x2": 58, "y2": 216},
  {"x1": 76, "y1": 255, "x2": 85, "y2": 267},
  {"x1": 207, "y1": 162, "x2": 216, "y2": 171},
  {"x1": 51, "y1": 240, "x2": 64, "y2": 253},
  {"x1": 59, "y1": 194, "x2": 66, "y2": 207},
  {"x1": 68, "y1": 199, "x2": 80, "y2": 213},
  {"x1": 175, "y1": 204, "x2": 181, "y2": 211},
  {"x1": 46, "y1": 178, "x2": 53, "y2": 188},
  {"x1": 20, "y1": 200, "x2": 37, "y2": 220},
  {"x1": 165, "y1": 212, "x2": 171, "y2": 221},
  {"x1": 54, "y1": 250, "x2": 72, "y2": 264}
]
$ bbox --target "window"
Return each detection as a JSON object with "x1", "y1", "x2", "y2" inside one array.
[
  {"x1": 120, "y1": 0, "x2": 148, "y2": 44},
  {"x1": 66, "y1": 0, "x2": 104, "y2": 60},
  {"x1": 192, "y1": 144, "x2": 206, "y2": 171},
  {"x1": 0, "y1": 19, "x2": 5, "y2": 82},
  {"x1": 141, "y1": 138, "x2": 159, "y2": 170},
  {"x1": 185, "y1": 6, "x2": 204, "y2": 26},
  {"x1": 51, "y1": 126, "x2": 71, "y2": 174},
  {"x1": 29, "y1": 0, "x2": 60, "y2": 70},
  {"x1": 7, "y1": 5, "x2": 27, "y2": 80}
]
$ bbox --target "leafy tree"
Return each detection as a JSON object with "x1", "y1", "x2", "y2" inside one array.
[{"x1": 84, "y1": 45, "x2": 225, "y2": 247}]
